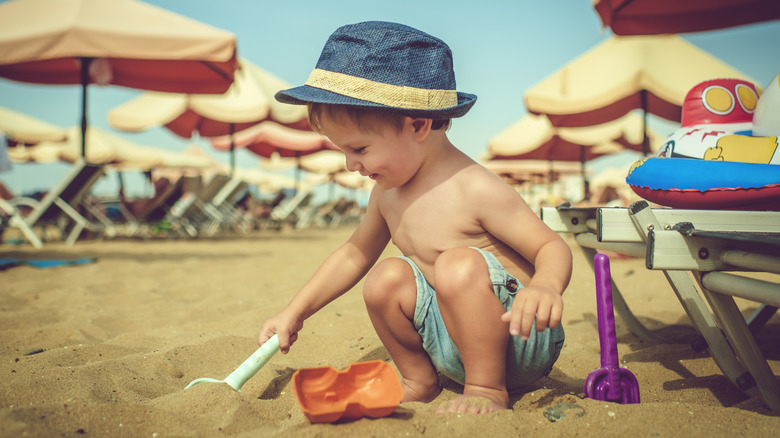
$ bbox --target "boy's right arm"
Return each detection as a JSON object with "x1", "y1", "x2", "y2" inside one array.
[{"x1": 258, "y1": 192, "x2": 390, "y2": 353}]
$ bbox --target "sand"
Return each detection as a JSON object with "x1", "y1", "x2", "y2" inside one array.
[{"x1": 1, "y1": 226, "x2": 778, "y2": 437}]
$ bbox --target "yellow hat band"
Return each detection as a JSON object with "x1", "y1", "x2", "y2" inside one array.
[{"x1": 304, "y1": 68, "x2": 458, "y2": 111}]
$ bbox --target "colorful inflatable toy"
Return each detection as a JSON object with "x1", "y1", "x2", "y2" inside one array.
[{"x1": 627, "y1": 76, "x2": 780, "y2": 210}]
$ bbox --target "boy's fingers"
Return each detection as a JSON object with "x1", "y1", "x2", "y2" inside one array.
[
  {"x1": 257, "y1": 328, "x2": 274, "y2": 346},
  {"x1": 277, "y1": 332, "x2": 292, "y2": 354},
  {"x1": 535, "y1": 310, "x2": 549, "y2": 333},
  {"x1": 510, "y1": 313, "x2": 522, "y2": 337},
  {"x1": 504, "y1": 309, "x2": 523, "y2": 337},
  {"x1": 520, "y1": 305, "x2": 536, "y2": 340},
  {"x1": 549, "y1": 303, "x2": 563, "y2": 329}
]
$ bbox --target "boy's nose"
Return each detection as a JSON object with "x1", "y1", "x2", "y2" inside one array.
[{"x1": 345, "y1": 156, "x2": 362, "y2": 173}]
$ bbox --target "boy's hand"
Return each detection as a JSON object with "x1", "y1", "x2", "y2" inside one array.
[
  {"x1": 500, "y1": 284, "x2": 563, "y2": 340},
  {"x1": 258, "y1": 311, "x2": 304, "y2": 354}
]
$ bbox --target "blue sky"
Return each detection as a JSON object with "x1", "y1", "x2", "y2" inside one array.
[{"x1": 1, "y1": 0, "x2": 779, "y2": 197}]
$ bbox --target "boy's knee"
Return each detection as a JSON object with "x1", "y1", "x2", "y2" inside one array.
[
  {"x1": 434, "y1": 248, "x2": 488, "y2": 296},
  {"x1": 363, "y1": 258, "x2": 414, "y2": 305}
]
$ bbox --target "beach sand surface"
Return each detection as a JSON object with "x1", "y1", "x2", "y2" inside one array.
[{"x1": 1, "y1": 226, "x2": 778, "y2": 437}]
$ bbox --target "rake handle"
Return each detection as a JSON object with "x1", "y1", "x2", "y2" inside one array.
[{"x1": 223, "y1": 334, "x2": 280, "y2": 391}]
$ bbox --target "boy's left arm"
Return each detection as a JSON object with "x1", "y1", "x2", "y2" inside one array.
[
  {"x1": 502, "y1": 235, "x2": 571, "y2": 340},
  {"x1": 474, "y1": 175, "x2": 572, "y2": 340}
]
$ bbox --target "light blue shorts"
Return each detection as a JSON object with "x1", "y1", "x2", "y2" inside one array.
[{"x1": 400, "y1": 248, "x2": 565, "y2": 390}]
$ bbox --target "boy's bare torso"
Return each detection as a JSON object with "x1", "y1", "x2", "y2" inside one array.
[{"x1": 375, "y1": 156, "x2": 535, "y2": 287}]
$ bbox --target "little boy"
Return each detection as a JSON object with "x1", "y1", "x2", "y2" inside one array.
[{"x1": 258, "y1": 21, "x2": 571, "y2": 414}]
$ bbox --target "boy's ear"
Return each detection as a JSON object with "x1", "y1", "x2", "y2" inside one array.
[{"x1": 407, "y1": 117, "x2": 432, "y2": 140}]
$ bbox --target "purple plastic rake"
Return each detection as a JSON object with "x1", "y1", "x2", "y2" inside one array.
[{"x1": 584, "y1": 253, "x2": 640, "y2": 404}]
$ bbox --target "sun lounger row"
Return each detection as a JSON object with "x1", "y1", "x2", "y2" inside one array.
[
  {"x1": 2, "y1": 160, "x2": 367, "y2": 246},
  {"x1": 0, "y1": 160, "x2": 258, "y2": 245}
]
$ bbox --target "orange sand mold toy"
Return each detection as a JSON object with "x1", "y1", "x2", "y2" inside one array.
[{"x1": 292, "y1": 360, "x2": 403, "y2": 423}]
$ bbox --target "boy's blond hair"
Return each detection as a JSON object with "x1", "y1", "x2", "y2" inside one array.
[{"x1": 308, "y1": 102, "x2": 450, "y2": 135}]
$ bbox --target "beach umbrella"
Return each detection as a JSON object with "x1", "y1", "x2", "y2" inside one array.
[
  {"x1": 524, "y1": 35, "x2": 756, "y2": 154},
  {"x1": 299, "y1": 150, "x2": 347, "y2": 175},
  {"x1": 259, "y1": 153, "x2": 299, "y2": 171},
  {"x1": 108, "y1": 58, "x2": 308, "y2": 174},
  {"x1": 210, "y1": 121, "x2": 337, "y2": 194},
  {"x1": 7, "y1": 126, "x2": 213, "y2": 170},
  {"x1": 482, "y1": 158, "x2": 589, "y2": 203},
  {"x1": 234, "y1": 168, "x2": 299, "y2": 194},
  {"x1": 8, "y1": 126, "x2": 151, "y2": 166},
  {"x1": 210, "y1": 121, "x2": 336, "y2": 159},
  {"x1": 0, "y1": 0, "x2": 238, "y2": 159},
  {"x1": 0, "y1": 106, "x2": 68, "y2": 145},
  {"x1": 486, "y1": 112, "x2": 660, "y2": 199},
  {"x1": 333, "y1": 171, "x2": 374, "y2": 191},
  {"x1": 487, "y1": 112, "x2": 660, "y2": 162},
  {"x1": 483, "y1": 159, "x2": 587, "y2": 175},
  {"x1": 300, "y1": 150, "x2": 351, "y2": 200},
  {"x1": 482, "y1": 159, "x2": 589, "y2": 185},
  {"x1": 592, "y1": 0, "x2": 780, "y2": 36}
]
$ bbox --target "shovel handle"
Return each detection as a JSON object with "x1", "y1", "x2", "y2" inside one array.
[
  {"x1": 595, "y1": 254, "x2": 619, "y2": 370},
  {"x1": 223, "y1": 334, "x2": 280, "y2": 391}
]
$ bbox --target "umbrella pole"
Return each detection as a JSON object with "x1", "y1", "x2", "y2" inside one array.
[
  {"x1": 116, "y1": 171, "x2": 124, "y2": 196},
  {"x1": 294, "y1": 151, "x2": 301, "y2": 196},
  {"x1": 229, "y1": 123, "x2": 236, "y2": 178},
  {"x1": 580, "y1": 145, "x2": 589, "y2": 201},
  {"x1": 547, "y1": 160, "x2": 554, "y2": 198},
  {"x1": 79, "y1": 57, "x2": 93, "y2": 161},
  {"x1": 640, "y1": 90, "x2": 649, "y2": 156}
]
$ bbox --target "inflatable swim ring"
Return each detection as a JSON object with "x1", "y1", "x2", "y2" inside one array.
[{"x1": 627, "y1": 76, "x2": 780, "y2": 210}]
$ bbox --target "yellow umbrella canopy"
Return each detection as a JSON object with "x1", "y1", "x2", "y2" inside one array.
[
  {"x1": 0, "y1": 106, "x2": 68, "y2": 144},
  {"x1": 108, "y1": 58, "x2": 311, "y2": 174},
  {"x1": 333, "y1": 171, "x2": 374, "y2": 191},
  {"x1": 7, "y1": 126, "x2": 213, "y2": 170},
  {"x1": 8, "y1": 126, "x2": 147, "y2": 165},
  {"x1": 235, "y1": 168, "x2": 302, "y2": 193},
  {"x1": 487, "y1": 112, "x2": 661, "y2": 161},
  {"x1": 259, "y1": 152, "x2": 298, "y2": 171},
  {"x1": 107, "y1": 58, "x2": 308, "y2": 138},
  {"x1": 299, "y1": 150, "x2": 347, "y2": 175},
  {"x1": 0, "y1": 0, "x2": 238, "y2": 158},
  {"x1": 524, "y1": 35, "x2": 757, "y2": 128}
]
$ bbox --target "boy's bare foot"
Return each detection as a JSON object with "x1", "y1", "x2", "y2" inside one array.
[
  {"x1": 435, "y1": 385, "x2": 509, "y2": 414},
  {"x1": 401, "y1": 378, "x2": 441, "y2": 403}
]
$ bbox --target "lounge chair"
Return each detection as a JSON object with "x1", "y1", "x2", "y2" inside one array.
[
  {"x1": 541, "y1": 200, "x2": 780, "y2": 411},
  {"x1": 11, "y1": 160, "x2": 105, "y2": 245},
  {"x1": 267, "y1": 191, "x2": 313, "y2": 230},
  {"x1": 0, "y1": 198, "x2": 43, "y2": 248},
  {"x1": 202, "y1": 177, "x2": 251, "y2": 233},
  {"x1": 177, "y1": 173, "x2": 231, "y2": 237},
  {"x1": 253, "y1": 190, "x2": 287, "y2": 229},
  {"x1": 308, "y1": 198, "x2": 352, "y2": 228},
  {"x1": 117, "y1": 176, "x2": 194, "y2": 238}
]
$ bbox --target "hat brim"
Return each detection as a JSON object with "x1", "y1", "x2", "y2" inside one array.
[{"x1": 275, "y1": 85, "x2": 477, "y2": 119}]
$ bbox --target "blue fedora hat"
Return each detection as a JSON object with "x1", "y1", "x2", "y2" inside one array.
[{"x1": 275, "y1": 21, "x2": 477, "y2": 119}]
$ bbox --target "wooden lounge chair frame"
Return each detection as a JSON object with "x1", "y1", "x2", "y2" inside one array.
[
  {"x1": 541, "y1": 200, "x2": 780, "y2": 411},
  {"x1": 268, "y1": 191, "x2": 313, "y2": 230},
  {"x1": 13, "y1": 160, "x2": 105, "y2": 245},
  {"x1": 180, "y1": 173, "x2": 231, "y2": 237},
  {"x1": 0, "y1": 198, "x2": 43, "y2": 248},
  {"x1": 195, "y1": 177, "x2": 251, "y2": 234}
]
